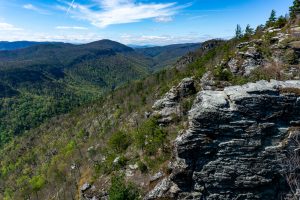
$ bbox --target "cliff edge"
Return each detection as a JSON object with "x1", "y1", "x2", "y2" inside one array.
[{"x1": 147, "y1": 80, "x2": 300, "y2": 200}]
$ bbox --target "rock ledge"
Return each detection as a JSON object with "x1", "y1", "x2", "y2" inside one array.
[{"x1": 146, "y1": 80, "x2": 300, "y2": 200}]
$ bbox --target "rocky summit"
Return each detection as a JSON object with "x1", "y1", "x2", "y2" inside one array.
[{"x1": 147, "y1": 80, "x2": 300, "y2": 200}]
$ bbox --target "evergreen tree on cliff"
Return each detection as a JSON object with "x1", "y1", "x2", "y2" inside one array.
[
  {"x1": 266, "y1": 9, "x2": 277, "y2": 27},
  {"x1": 290, "y1": 0, "x2": 300, "y2": 19},
  {"x1": 245, "y1": 24, "x2": 254, "y2": 38},
  {"x1": 235, "y1": 24, "x2": 243, "y2": 39}
]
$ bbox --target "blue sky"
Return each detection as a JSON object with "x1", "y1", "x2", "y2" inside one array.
[{"x1": 0, "y1": 0, "x2": 293, "y2": 45}]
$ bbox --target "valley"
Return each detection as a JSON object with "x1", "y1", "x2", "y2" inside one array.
[
  {"x1": 0, "y1": 40, "x2": 200, "y2": 145},
  {"x1": 1, "y1": 1, "x2": 300, "y2": 200}
]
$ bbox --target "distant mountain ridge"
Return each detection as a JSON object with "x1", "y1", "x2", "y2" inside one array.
[
  {"x1": 0, "y1": 41, "x2": 201, "y2": 51},
  {"x1": 0, "y1": 41, "x2": 63, "y2": 51},
  {"x1": 136, "y1": 43, "x2": 202, "y2": 70}
]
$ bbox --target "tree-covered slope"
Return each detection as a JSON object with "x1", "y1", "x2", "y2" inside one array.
[
  {"x1": 0, "y1": 38, "x2": 222, "y2": 200},
  {"x1": 0, "y1": 40, "x2": 149, "y2": 145},
  {"x1": 0, "y1": 40, "x2": 199, "y2": 145}
]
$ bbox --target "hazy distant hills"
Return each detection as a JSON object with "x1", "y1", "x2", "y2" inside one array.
[
  {"x1": 0, "y1": 39, "x2": 201, "y2": 143},
  {"x1": 0, "y1": 41, "x2": 63, "y2": 51},
  {"x1": 0, "y1": 40, "x2": 201, "y2": 92},
  {"x1": 0, "y1": 39, "x2": 202, "y2": 96},
  {"x1": 137, "y1": 43, "x2": 202, "y2": 70},
  {"x1": 0, "y1": 39, "x2": 150, "y2": 96}
]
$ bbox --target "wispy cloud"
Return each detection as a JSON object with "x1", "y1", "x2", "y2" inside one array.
[
  {"x1": 66, "y1": 0, "x2": 76, "y2": 14},
  {"x1": 59, "y1": 0, "x2": 187, "y2": 28},
  {"x1": 154, "y1": 16, "x2": 173, "y2": 22},
  {"x1": 56, "y1": 26, "x2": 88, "y2": 30},
  {"x1": 23, "y1": 4, "x2": 50, "y2": 15},
  {"x1": 0, "y1": 22, "x2": 22, "y2": 31},
  {"x1": 120, "y1": 33, "x2": 214, "y2": 45},
  {"x1": 188, "y1": 9, "x2": 235, "y2": 13},
  {"x1": 188, "y1": 15, "x2": 208, "y2": 20},
  {"x1": 0, "y1": 30, "x2": 102, "y2": 43}
]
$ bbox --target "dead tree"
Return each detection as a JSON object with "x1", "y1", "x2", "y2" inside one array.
[{"x1": 281, "y1": 130, "x2": 300, "y2": 200}]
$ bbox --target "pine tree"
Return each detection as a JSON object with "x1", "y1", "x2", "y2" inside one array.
[
  {"x1": 275, "y1": 15, "x2": 288, "y2": 28},
  {"x1": 290, "y1": 0, "x2": 300, "y2": 19},
  {"x1": 235, "y1": 24, "x2": 243, "y2": 39},
  {"x1": 266, "y1": 10, "x2": 277, "y2": 27},
  {"x1": 255, "y1": 25, "x2": 265, "y2": 35},
  {"x1": 245, "y1": 24, "x2": 254, "y2": 37}
]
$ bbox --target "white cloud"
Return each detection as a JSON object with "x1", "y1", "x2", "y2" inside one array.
[
  {"x1": 0, "y1": 22, "x2": 22, "y2": 31},
  {"x1": 56, "y1": 26, "x2": 88, "y2": 30},
  {"x1": 23, "y1": 4, "x2": 50, "y2": 15},
  {"x1": 0, "y1": 28, "x2": 218, "y2": 45},
  {"x1": 155, "y1": 16, "x2": 173, "y2": 22},
  {"x1": 0, "y1": 30, "x2": 102, "y2": 43},
  {"x1": 120, "y1": 33, "x2": 215, "y2": 45},
  {"x1": 62, "y1": 0, "x2": 185, "y2": 28}
]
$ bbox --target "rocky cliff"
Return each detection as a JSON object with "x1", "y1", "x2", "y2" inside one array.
[{"x1": 147, "y1": 80, "x2": 300, "y2": 200}]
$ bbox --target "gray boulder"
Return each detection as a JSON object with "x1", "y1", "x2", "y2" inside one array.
[
  {"x1": 236, "y1": 42, "x2": 250, "y2": 49},
  {"x1": 200, "y1": 71, "x2": 216, "y2": 90},
  {"x1": 242, "y1": 58, "x2": 260, "y2": 76},
  {"x1": 150, "y1": 171, "x2": 164, "y2": 182},
  {"x1": 240, "y1": 47, "x2": 262, "y2": 76},
  {"x1": 152, "y1": 78, "x2": 196, "y2": 124},
  {"x1": 228, "y1": 58, "x2": 239, "y2": 74},
  {"x1": 81, "y1": 183, "x2": 91, "y2": 192}
]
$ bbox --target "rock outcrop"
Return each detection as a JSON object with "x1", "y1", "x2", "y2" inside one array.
[
  {"x1": 225, "y1": 28, "x2": 300, "y2": 78},
  {"x1": 80, "y1": 183, "x2": 108, "y2": 200},
  {"x1": 146, "y1": 80, "x2": 300, "y2": 200},
  {"x1": 152, "y1": 78, "x2": 196, "y2": 124},
  {"x1": 228, "y1": 43, "x2": 264, "y2": 76},
  {"x1": 200, "y1": 72, "x2": 216, "y2": 90}
]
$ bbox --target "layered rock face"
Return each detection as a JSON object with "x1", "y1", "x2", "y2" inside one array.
[
  {"x1": 152, "y1": 77, "x2": 196, "y2": 124},
  {"x1": 147, "y1": 80, "x2": 300, "y2": 200}
]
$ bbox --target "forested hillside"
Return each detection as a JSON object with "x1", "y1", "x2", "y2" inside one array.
[
  {"x1": 0, "y1": 39, "x2": 221, "y2": 200},
  {"x1": 0, "y1": 40, "x2": 200, "y2": 145},
  {"x1": 0, "y1": 40, "x2": 147, "y2": 145}
]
